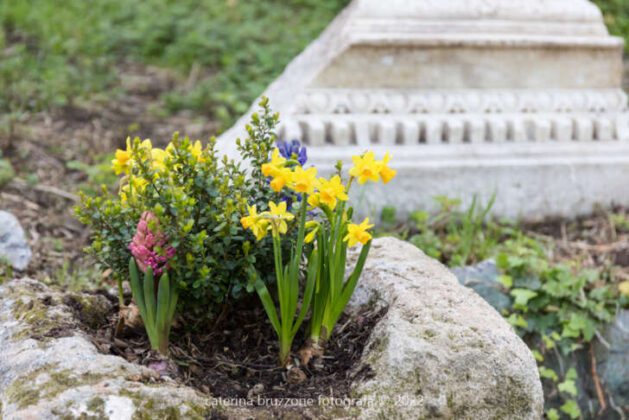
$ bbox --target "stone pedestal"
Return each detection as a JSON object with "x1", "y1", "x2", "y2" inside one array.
[{"x1": 218, "y1": 0, "x2": 629, "y2": 219}]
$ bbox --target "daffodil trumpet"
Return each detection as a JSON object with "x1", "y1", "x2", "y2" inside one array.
[{"x1": 251, "y1": 195, "x2": 318, "y2": 367}]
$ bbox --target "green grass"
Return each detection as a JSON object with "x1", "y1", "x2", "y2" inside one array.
[
  {"x1": 0, "y1": 0, "x2": 625, "y2": 129},
  {"x1": 0, "y1": 0, "x2": 349, "y2": 128}
]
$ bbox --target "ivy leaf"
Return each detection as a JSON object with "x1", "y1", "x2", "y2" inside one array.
[
  {"x1": 542, "y1": 334, "x2": 556, "y2": 349},
  {"x1": 565, "y1": 368, "x2": 578, "y2": 380},
  {"x1": 532, "y1": 350, "x2": 544, "y2": 362},
  {"x1": 498, "y1": 274, "x2": 513, "y2": 289},
  {"x1": 507, "y1": 313, "x2": 528, "y2": 329},
  {"x1": 558, "y1": 379, "x2": 578, "y2": 397},
  {"x1": 538, "y1": 366, "x2": 558, "y2": 382},
  {"x1": 511, "y1": 289, "x2": 538, "y2": 310},
  {"x1": 560, "y1": 399, "x2": 581, "y2": 419},
  {"x1": 562, "y1": 313, "x2": 596, "y2": 341},
  {"x1": 546, "y1": 408, "x2": 560, "y2": 420}
]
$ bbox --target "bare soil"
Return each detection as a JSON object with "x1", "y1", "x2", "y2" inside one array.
[
  {"x1": 79, "y1": 292, "x2": 385, "y2": 403},
  {"x1": 0, "y1": 64, "x2": 218, "y2": 282}
]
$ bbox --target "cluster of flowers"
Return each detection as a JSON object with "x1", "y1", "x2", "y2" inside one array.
[
  {"x1": 111, "y1": 137, "x2": 205, "y2": 204},
  {"x1": 240, "y1": 142, "x2": 396, "y2": 366},
  {"x1": 241, "y1": 148, "x2": 396, "y2": 246},
  {"x1": 129, "y1": 211, "x2": 176, "y2": 277},
  {"x1": 104, "y1": 120, "x2": 397, "y2": 366}
]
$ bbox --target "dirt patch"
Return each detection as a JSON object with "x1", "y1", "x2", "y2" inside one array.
[
  {"x1": 521, "y1": 205, "x2": 629, "y2": 281},
  {"x1": 0, "y1": 63, "x2": 218, "y2": 283},
  {"x1": 80, "y1": 293, "x2": 385, "y2": 404}
]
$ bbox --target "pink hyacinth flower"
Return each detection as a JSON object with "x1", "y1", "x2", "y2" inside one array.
[{"x1": 129, "y1": 211, "x2": 176, "y2": 277}]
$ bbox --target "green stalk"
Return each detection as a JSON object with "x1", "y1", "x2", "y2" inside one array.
[
  {"x1": 128, "y1": 258, "x2": 178, "y2": 356},
  {"x1": 254, "y1": 195, "x2": 316, "y2": 366},
  {"x1": 307, "y1": 196, "x2": 372, "y2": 346}
]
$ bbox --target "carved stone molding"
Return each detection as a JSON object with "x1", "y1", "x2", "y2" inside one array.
[
  {"x1": 294, "y1": 89, "x2": 629, "y2": 115},
  {"x1": 279, "y1": 113, "x2": 629, "y2": 147},
  {"x1": 217, "y1": 0, "x2": 629, "y2": 218}
]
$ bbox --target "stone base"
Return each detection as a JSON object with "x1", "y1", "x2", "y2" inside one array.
[
  {"x1": 309, "y1": 142, "x2": 629, "y2": 220},
  {"x1": 216, "y1": 0, "x2": 629, "y2": 219}
]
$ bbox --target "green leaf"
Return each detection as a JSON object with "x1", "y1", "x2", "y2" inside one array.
[
  {"x1": 532, "y1": 350, "x2": 544, "y2": 363},
  {"x1": 144, "y1": 267, "x2": 156, "y2": 330},
  {"x1": 565, "y1": 368, "x2": 578, "y2": 381},
  {"x1": 546, "y1": 408, "x2": 560, "y2": 420},
  {"x1": 507, "y1": 313, "x2": 528, "y2": 329},
  {"x1": 542, "y1": 334, "x2": 555, "y2": 349},
  {"x1": 562, "y1": 313, "x2": 595, "y2": 341},
  {"x1": 128, "y1": 258, "x2": 147, "y2": 321},
  {"x1": 498, "y1": 274, "x2": 513, "y2": 289},
  {"x1": 538, "y1": 366, "x2": 558, "y2": 382},
  {"x1": 558, "y1": 379, "x2": 578, "y2": 397},
  {"x1": 560, "y1": 399, "x2": 581, "y2": 419},
  {"x1": 254, "y1": 280, "x2": 280, "y2": 336},
  {"x1": 511, "y1": 288, "x2": 538, "y2": 309},
  {"x1": 156, "y1": 273, "x2": 171, "y2": 340}
]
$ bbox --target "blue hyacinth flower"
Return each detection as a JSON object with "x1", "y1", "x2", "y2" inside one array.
[{"x1": 277, "y1": 139, "x2": 307, "y2": 166}]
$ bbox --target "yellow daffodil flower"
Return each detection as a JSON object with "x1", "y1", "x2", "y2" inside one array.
[
  {"x1": 251, "y1": 219, "x2": 270, "y2": 241},
  {"x1": 266, "y1": 201, "x2": 295, "y2": 237},
  {"x1": 316, "y1": 175, "x2": 348, "y2": 210},
  {"x1": 137, "y1": 138, "x2": 153, "y2": 154},
  {"x1": 112, "y1": 137, "x2": 134, "y2": 175},
  {"x1": 307, "y1": 193, "x2": 320, "y2": 208},
  {"x1": 240, "y1": 204, "x2": 270, "y2": 241},
  {"x1": 304, "y1": 220, "x2": 320, "y2": 244},
  {"x1": 112, "y1": 149, "x2": 132, "y2": 175},
  {"x1": 151, "y1": 148, "x2": 167, "y2": 173},
  {"x1": 269, "y1": 167, "x2": 293, "y2": 193},
  {"x1": 240, "y1": 204, "x2": 260, "y2": 230},
  {"x1": 349, "y1": 151, "x2": 380, "y2": 185},
  {"x1": 262, "y1": 148, "x2": 287, "y2": 177},
  {"x1": 377, "y1": 152, "x2": 396, "y2": 184},
  {"x1": 290, "y1": 166, "x2": 317, "y2": 194},
  {"x1": 189, "y1": 140, "x2": 205, "y2": 162},
  {"x1": 344, "y1": 218, "x2": 374, "y2": 247},
  {"x1": 620, "y1": 281, "x2": 629, "y2": 297},
  {"x1": 119, "y1": 176, "x2": 148, "y2": 204}
]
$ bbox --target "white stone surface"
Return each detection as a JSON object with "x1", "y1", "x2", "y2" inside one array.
[{"x1": 217, "y1": 0, "x2": 629, "y2": 219}]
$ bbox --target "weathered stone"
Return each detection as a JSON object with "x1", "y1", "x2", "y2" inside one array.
[
  {"x1": 217, "y1": 0, "x2": 629, "y2": 220},
  {"x1": 451, "y1": 259, "x2": 512, "y2": 313},
  {"x1": 349, "y1": 238, "x2": 544, "y2": 419},
  {"x1": 0, "y1": 211, "x2": 32, "y2": 270},
  {"x1": 0, "y1": 238, "x2": 543, "y2": 419},
  {"x1": 0, "y1": 280, "x2": 216, "y2": 420}
]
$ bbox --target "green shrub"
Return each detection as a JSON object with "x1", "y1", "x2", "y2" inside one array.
[{"x1": 75, "y1": 99, "x2": 281, "y2": 321}]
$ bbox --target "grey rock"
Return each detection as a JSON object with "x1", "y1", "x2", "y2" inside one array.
[
  {"x1": 349, "y1": 238, "x2": 544, "y2": 419},
  {"x1": 0, "y1": 238, "x2": 544, "y2": 419},
  {"x1": 595, "y1": 309, "x2": 629, "y2": 408},
  {"x1": 451, "y1": 259, "x2": 512, "y2": 313},
  {"x1": 0, "y1": 211, "x2": 32, "y2": 270},
  {"x1": 0, "y1": 279, "x2": 215, "y2": 420}
]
